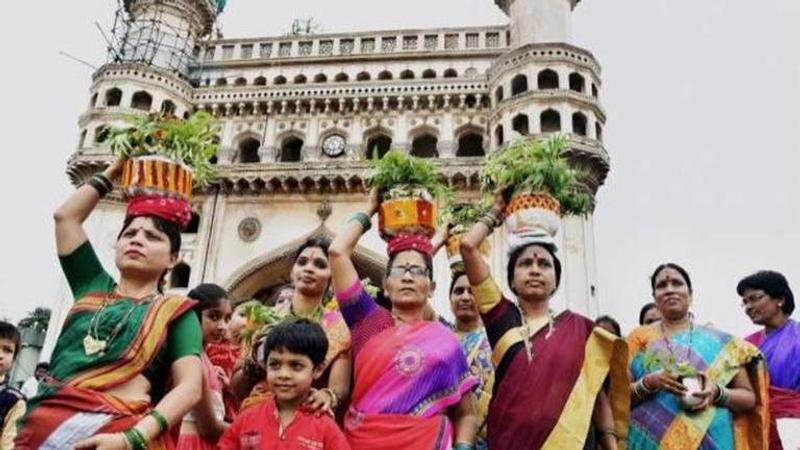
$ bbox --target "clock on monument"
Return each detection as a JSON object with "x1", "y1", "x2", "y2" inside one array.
[{"x1": 322, "y1": 134, "x2": 346, "y2": 157}]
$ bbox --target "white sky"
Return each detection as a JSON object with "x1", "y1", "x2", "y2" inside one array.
[{"x1": 1, "y1": 0, "x2": 798, "y2": 337}]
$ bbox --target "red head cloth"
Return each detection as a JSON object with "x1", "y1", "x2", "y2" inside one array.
[
  {"x1": 387, "y1": 233, "x2": 434, "y2": 257},
  {"x1": 126, "y1": 195, "x2": 192, "y2": 230}
]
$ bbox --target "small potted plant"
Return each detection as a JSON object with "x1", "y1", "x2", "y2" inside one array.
[
  {"x1": 642, "y1": 347, "x2": 706, "y2": 409},
  {"x1": 480, "y1": 135, "x2": 591, "y2": 238},
  {"x1": 107, "y1": 111, "x2": 219, "y2": 199},
  {"x1": 366, "y1": 150, "x2": 450, "y2": 241},
  {"x1": 442, "y1": 199, "x2": 493, "y2": 268}
]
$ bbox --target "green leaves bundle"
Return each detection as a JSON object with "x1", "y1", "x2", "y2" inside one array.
[
  {"x1": 366, "y1": 150, "x2": 450, "y2": 200},
  {"x1": 107, "y1": 111, "x2": 219, "y2": 186},
  {"x1": 480, "y1": 135, "x2": 591, "y2": 215}
]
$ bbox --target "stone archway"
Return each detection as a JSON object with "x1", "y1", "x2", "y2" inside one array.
[{"x1": 224, "y1": 226, "x2": 387, "y2": 303}]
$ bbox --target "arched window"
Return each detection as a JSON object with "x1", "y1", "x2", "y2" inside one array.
[
  {"x1": 94, "y1": 125, "x2": 110, "y2": 144},
  {"x1": 494, "y1": 125, "x2": 504, "y2": 147},
  {"x1": 410, "y1": 134, "x2": 438, "y2": 158},
  {"x1": 443, "y1": 68, "x2": 458, "y2": 78},
  {"x1": 422, "y1": 69, "x2": 436, "y2": 79},
  {"x1": 185, "y1": 212, "x2": 201, "y2": 234},
  {"x1": 280, "y1": 136, "x2": 304, "y2": 162},
  {"x1": 161, "y1": 100, "x2": 176, "y2": 115},
  {"x1": 314, "y1": 73, "x2": 328, "y2": 83},
  {"x1": 131, "y1": 91, "x2": 153, "y2": 111},
  {"x1": 572, "y1": 112, "x2": 588, "y2": 136},
  {"x1": 104, "y1": 88, "x2": 122, "y2": 107},
  {"x1": 537, "y1": 69, "x2": 559, "y2": 90},
  {"x1": 356, "y1": 71, "x2": 371, "y2": 81},
  {"x1": 595, "y1": 123, "x2": 603, "y2": 141},
  {"x1": 456, "y1": 133, "x2": 484, "y2": 157},
  {"x1": 569, "y1": 73, "x2": 585, "y2": 93},
  {"x1": 334, "y1": 73, "x2": 349, "y2": 82},
  {"x1": 253, "y1": 76, "x2": 267, "y2": 86},
  {"x1": 366, "y1": 134, "x2": 392, "y2": 159},
  {"x1": 512, "y1": 114, "x2": 530, "y2": 136},
  {"x1": 294, "y1": 74, "x2": 307, "y2": 84},
  {"x1": 511, "y1": 74, "x2": 528, "y2": 96},
  {"x1": 215, "y1": 78, "x2": 228, "y2": 87},
  {"x1": 541, "y1": 109, "x2": 561, "y2": 133},
  {"x1": 591, "y1": 84, "x2": 598, "y2": 98},
  {"x1": 273, "y1": 75, "x2": 287, "y2": 85},
  {"x1": 90, "y1": 93, "x2": 98, "y2": 108},
  {"x1": 378, "y1": 70, "x2": 393, "y2": 80},
  {"x1": 495, "y1": 86, "x2": 504, "y2": 103},
  {"x1": 79, "y1": 129, "x2": 87, "y2": 148},
  {"x1": 234, "y1": 77, "x2": 247, "y2": 86},
  {"x1": 170, "y1": 263, "x2": 191, "y2": 288},
  {"x1": 399, "y1": 69, "x2": 414, "y2": 80},
  {"x1": 238, "y1": 137, "x2": 261, "y2": 163}
]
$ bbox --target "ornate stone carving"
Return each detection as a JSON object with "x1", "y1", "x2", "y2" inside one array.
[{"x1": 238, "y1": 217, "x2": 262, "y2": 242}]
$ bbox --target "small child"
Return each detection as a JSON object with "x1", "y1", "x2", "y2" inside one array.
[
  {"x1": 217, "y1": 319, "x2": 350, "y2": 450},
  {"x1": 0, "y1": 320, "x2": 25, "y2": 449}
]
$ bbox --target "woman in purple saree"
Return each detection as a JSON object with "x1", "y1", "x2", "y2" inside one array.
[{"x1": 738, "y1": 271, "x2": 800, "y2": 449}]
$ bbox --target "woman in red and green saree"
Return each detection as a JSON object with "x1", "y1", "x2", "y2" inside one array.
[
  {"x1": 738, "y1": 270, "x2": 798, "y2": 449},
  {"x1": 627, "y1": 263, "x2": 769, "y2": 450},
  {"x1": 15, "y1": 159, "x2": 205, "y2": 450},
  {"x1": 458, "y1": 192, "x2": 628, "y2": 450},
  {"x1": 329, "y1": 189, "x2": 479, "y2": 450},
  {"x1": 230, "y1": 237, "x2": 352, "y2": 418}
]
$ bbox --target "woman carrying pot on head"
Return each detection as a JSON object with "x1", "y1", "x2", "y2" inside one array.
[
  {"x1": 329, "y1": 189, "x2": 479, "y2": 450},
  {"x1": 230, "y1": 237, "x2": 352, "y2": 418},
  {"x1": 15, "y1": 159, "x2": 204, "y2": 450},
  {"x1": 459, "y1": 190, "x2": 628, "y2": 450},
  {"x1": 738, "y1": 270, "x2": 800, "y2": 449},
  {"x1": 626, "y1": 263, "x2": 769, "y2": 450}
]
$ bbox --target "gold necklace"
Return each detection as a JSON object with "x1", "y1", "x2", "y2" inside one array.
[
  {"x1": 83, "y1": 292, "x2": 158, "y2": 356},
  {"x1": 519, "y1": 306, "x2": 556, "y2": 363}
]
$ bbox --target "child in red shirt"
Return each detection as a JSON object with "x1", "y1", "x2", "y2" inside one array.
[{"x1": 217, "y1": 319, "x2": 350, "y2": 450}]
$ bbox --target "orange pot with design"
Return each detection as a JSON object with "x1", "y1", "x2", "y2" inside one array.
[
  {"x1": 378, "y1": 186, "x2": 437, "y2": 241},
  {"x1": 504, "y1": 191, "x2": 561, "y2": 237},
  {"x1": 446, "y1": 227, "x2": 490, "y2": 268},
  {"x1": 120, "y1": 155, "x2": 194, "y2": 200}
]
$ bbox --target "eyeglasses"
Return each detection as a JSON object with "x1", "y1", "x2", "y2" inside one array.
[
  {"x1": 387, "y1": 265, "x2": 429, "y2": 279},
  {"x1": 741, "y1": 292, "x2": 767, "y2": 308}
]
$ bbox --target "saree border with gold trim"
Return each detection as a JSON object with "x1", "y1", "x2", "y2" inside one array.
[{"x1": 15, "y1": 294, "x2": 194, "y2": 449}]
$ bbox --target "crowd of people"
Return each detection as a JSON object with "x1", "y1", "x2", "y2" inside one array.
[{"x1": 0, "y1": 163, "x2": 797, "y2": 450}]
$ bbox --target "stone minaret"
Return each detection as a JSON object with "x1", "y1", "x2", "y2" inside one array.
[{"x1": 488, "y1": 0, "x2": 610, "y2": 315}]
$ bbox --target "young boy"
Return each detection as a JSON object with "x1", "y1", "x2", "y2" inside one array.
[
  {"x1": 0, "y1": 320, "x2": 25, "y2": 449},
  {"x1": 217, "y1": 319, "x2": 350, "y2": 450}
]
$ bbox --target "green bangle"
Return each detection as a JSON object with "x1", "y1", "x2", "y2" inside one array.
[
  {"x1": 349, "y1": 212, "x2": 372, "y2": 233},
  {"x1": 149, "y1": 409, "x2": 169, "y2": 434},
  {"x1": 123, "y1": 428, "x2": 147, "y2": 450},
  {"x1": 453, "y1": 443, "x2": 476, "y2": 450}
]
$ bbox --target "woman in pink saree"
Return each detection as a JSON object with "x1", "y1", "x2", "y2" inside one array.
[{"x1": 328, "y1": 189, "x2": 478, "y2": 450}]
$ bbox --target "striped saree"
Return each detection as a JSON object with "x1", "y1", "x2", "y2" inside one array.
[
  {"x1": 627, "y1": 324, "x2": 769, "y2": 450},
  {"x1": 15, "y1": 294, "x2": 195, "y2": 449}
]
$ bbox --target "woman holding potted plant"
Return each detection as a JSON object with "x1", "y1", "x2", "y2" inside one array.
[
  {"x1": 230, "y1": 237, "x2": 352, "y2": 419},
  {"x1": 626, "y1": 263, "x2": 769, "y2": 450},
  {"x1": 14, "y1": 112, "x2": 220, "y2": 450},
  {"x1": 328, "y1": 150, "x2": 478, "y2": 449},
  {"x1": 328, "y1": 190, "x2": 478, "y2": 450},
  {"x1": 459, "y1": 136, "x2": 628, "y2": 450}
]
